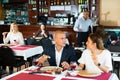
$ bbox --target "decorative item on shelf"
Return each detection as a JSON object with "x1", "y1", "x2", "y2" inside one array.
[{"x1": 92, "y1": 0, "x2": 96, "y2": 4}]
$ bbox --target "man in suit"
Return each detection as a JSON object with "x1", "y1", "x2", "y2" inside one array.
[{"x1": 38, "y1": 30, "x2": 77, "y2": 69}]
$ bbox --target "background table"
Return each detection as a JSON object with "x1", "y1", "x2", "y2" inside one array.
[{"x1": 10, "y1": 45, "x2": 43, "y2": 60}]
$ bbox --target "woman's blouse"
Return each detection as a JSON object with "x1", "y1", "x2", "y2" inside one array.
[{"x1": 3, "y1": 32, "x2": 24, "y2": 45}]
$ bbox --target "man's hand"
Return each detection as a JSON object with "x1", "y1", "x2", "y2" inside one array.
[
  {"x1": 37, "y1": 54, "x2": 50, "y2": 66},
  {"x1": 78, "y1": 28, "x2": 82, "y2": 32},
  {"x1": 61, "y1": 61, "x2": 70, "y2": 69}
]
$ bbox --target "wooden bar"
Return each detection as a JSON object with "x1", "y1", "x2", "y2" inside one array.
[{"x1": 0, "y1": 25, "x2": 77, "y2": 46}]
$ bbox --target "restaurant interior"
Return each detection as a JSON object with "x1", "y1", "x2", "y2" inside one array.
[{"x1": 0, "y1": 0, "x2": 120, "y2": 80}]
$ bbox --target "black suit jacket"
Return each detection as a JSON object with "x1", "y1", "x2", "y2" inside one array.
[{"x1": 42, "y1": 44, "x2": 77, "y2": 67}]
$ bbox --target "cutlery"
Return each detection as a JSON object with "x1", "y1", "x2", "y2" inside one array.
[{"x1": 28, "y1": 71, "x2": 45, "y2": 74}]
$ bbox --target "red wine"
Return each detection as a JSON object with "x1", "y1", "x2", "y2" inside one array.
[{"x1": 70, "y1": 65, "x2": 76, "y2": 70}]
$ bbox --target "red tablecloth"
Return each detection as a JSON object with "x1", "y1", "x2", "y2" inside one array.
[
  {"x1": 7, "y1": 73, "x2": 55, "y2": 80},
  {"x1": 11, "y1": 45, "x2": 37, "y2": 50}
]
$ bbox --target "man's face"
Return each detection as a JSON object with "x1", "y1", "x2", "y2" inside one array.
[
  {"x1": 83, "y1": 12, "x2": 89, "y2": 20},
  {"x1": 54, "y1": 33, "x2": 66, "y2": 47}
]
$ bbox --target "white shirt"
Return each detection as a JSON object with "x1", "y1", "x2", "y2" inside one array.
[
  {"x1": 78, "y1": 49, "x2": 113, "y2": 73},
  {"x1": 55, "y1": 47, "x2": 63, "y2": 67},
  {"x1": 73, "y1": 16, "x2": 92, "y2": 32},
  {"x1": 3, "y1": 32, "x2": 24, "y2": 45}
]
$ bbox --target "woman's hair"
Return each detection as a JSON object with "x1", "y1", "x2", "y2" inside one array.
[
  {"x1": 95, "y1": 26, "x2": 107, "y2": 42},
  {"x1": 89, "y1": 33, "x2": 105, "y2": 50},
  {"x1": 10, "y1": 22, "x2": 19, "y2": 32}
]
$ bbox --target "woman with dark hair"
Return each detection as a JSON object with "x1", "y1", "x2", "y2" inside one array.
[
  {"x1": 34, "y1": 23, "x2": 49, "y2": 38},
  {"x1": 78, "y1": 33, "x2": 112, "y2": 73}
]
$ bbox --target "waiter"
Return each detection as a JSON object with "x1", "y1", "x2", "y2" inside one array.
[{"x1": 73, "y1": 10, "x2": 93, "y2": 47}]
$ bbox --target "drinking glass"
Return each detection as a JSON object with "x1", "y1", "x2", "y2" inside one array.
[
  {"x1": 82, "y1": 42, "x2": 85, "y2": 48},
  {"x1": 70, "y1": 61, "x2": 77, "y2": 71},
  {"x1": 32, "y1": 58, "x2": 38, "y2": 66},
  {"x1": 14, "y1": 39, "x2": 16, "y2": 42},
  {"x1": 72, "y1": 42, "x2": 75, "y2": 47}
]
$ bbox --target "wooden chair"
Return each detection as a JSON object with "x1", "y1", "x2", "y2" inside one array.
[{"x1": 0, "y1": 46, "x2": 28, "y2": 75}]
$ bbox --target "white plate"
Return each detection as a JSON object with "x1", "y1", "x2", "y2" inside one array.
[
  {"x1": 40, "y1": 66, "x2": 63, "y2": 72},
  {"x1": 35, "y1": 37, "x2": 42, "y2": 39}
]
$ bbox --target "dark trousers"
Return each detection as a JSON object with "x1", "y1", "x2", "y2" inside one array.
[{"x1": 77, "y1": 32, "x2": 89, "y2": 47}]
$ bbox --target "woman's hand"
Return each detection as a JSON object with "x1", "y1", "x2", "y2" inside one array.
[
  {"x1": 91, "y1": 54, "x2": 99, "y2": 65},
  {"x1": 41, "y1": 30, "x2": 45, "y2": 35},
  {"x1": 2, "y1": 32, "x2": 8, "y2": 39},
  {"x1": 2, "y1": 32, "x2": 8, "y2": 36},
  {"x1": 14, "y1": 40, "x2": 19, "y2": 45}
]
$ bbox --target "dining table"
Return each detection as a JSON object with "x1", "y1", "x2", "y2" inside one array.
[
  {"x1": 0, "y1": 44, "x2": 43, "y2": 60},
  {"x1": 0, "y1": 65, "x2": 119, "y2": 80}
]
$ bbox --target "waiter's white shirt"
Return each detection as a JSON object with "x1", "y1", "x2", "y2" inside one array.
[{"x1": 73, "y1": 16, "x2": 92, "y2": 32}]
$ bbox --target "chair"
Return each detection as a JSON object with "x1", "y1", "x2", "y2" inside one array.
[
  {"x1": 74, "y1": 49, "x2": 82, "y2": 60},
  {"x1": 111, "y1": 53, "x2": 120, "y2": 78},
  {"x1": 107, "y1": 31, "x2": 117, "y2": 41},
  {"x1": 26, "y1": 37, "x2": 36, "y2": 45},
  {"x1": 40, "y1": 38, "x2": 53, "y2": 50},
  {"x1": 74, "y1": 49, "x2": 86, "y2": 70},
  {"x1": 117, "y1": 32, "x2": 120, "y2": 40},
  {"x1": 0, "y1": 46, "x2": 27, "y2": 75}
]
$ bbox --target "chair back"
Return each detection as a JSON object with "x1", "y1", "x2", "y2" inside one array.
[
  {"x1": 40, "y1": 38, "x2": 53, "y2": 50},
  {"x1": 75, "y1": 49, "x2": 82, "y2": 60},
  {"x1": 26, "y1": 38, "x2": 36, "y2": 45},
  {"x1": 107, "y1": 31, "x2": 117, "y2": 41},
  {"x1": 0, "y1": 46, "x2": 16, "y2": 66}
]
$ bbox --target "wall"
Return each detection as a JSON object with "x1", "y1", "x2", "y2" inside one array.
[{"x1": 100, "y1": 0, "x2": 120, "y2": 26}]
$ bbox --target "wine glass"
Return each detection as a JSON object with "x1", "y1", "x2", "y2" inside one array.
[
  {"x1": 72, "y1": 42, "x2": 75, "y2": 47},
  {"x1": 32, "y1": 58, "x2": 38, "y2": 66},
  {"x1": 14, "y1": 39, "x2": 16, "y2": 42},
  {"x1": 70, "y1": 61, "x2": 77, "y2": 71},
  {"x1": 82, "y1": 42, "x2": 85, "y2": 49}
]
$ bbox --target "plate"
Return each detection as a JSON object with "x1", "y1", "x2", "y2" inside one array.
[
  {"x1": 1, "y1": 44, "x2": 14, "y2": 46},
  {"x1": 40, "y1": 66, "x2": 63, "y2": 73},
  {"x1": 35, "y1": 37, "x2": 42, "y2": 39},
  {"x1": 77, "y1": 70, "x2": 101, "y2": 77}
]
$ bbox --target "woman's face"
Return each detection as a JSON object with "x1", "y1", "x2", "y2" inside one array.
[
  {"x1": 86, "y1": 37, "x2": 96, "y2": 50},
  {"x1": 11, "y1": 24, "x2": 18, "y2": 33},
  {"x1": 40, "y1": 25, "x2": 45, "y2": 30}
]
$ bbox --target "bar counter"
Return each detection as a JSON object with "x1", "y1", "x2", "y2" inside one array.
[{"x1": 0, "y1": 24, "x2": 77, "y2": 46}]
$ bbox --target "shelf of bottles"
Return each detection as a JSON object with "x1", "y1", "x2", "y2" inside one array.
[
  {"x1": 78, "y1": 0, "x2": 89, "y2": 13},
  {"x1": 28, "y1": 0, "x2": 37, "y2": 11},
  {"x1": 90, "y1": 0, "x2": 99, "y2": 26},
  {"x1": 4, "y1": 3, "x2": 28, "y2": 24},
  {"x1": 28, "y1": 0, "x2": 38, "y2": 23},
  {"x1": 50, "y1": 0, "x2": 77, "y2": 13},
  {"x1": 50, "y1": 0, "x2": 77, "y2": 6},
  {"x1": 39, "y1": 0, "x2": 49, "y2": 16}
]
